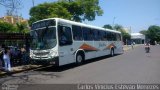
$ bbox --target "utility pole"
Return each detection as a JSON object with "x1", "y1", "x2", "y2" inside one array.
[
  {"x1": 129, "y1": 26, "x2": 132, "y2": 34},
  {"x1": 32, "y1": 0, "x2": 34, "y2": 7},
  {"x1": 112, "y1": 17, "x2": 116, "y2": 26}
]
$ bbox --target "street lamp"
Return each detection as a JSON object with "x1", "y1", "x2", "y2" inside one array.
[{"x1": 112, "y1": 17, "x2": 116, "y2": 26}]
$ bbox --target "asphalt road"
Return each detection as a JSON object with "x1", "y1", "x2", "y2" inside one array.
[{"x1": 0, "y1": 45, "x2": 160, "y2": 89}]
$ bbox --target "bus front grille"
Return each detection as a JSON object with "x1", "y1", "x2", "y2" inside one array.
[{"x1": 33, "y1": 52, "x2": 49, "y2": 56}]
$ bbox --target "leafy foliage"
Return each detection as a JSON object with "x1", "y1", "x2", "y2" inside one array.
[
  {"x1": 113, "y1": 24, "x2": 123, "y2": 31},
  {"x1": 139, "y1": 30, "x2": 147, "y2": 35},
  {"x1": 0, "y1": 21, "x2": 17, "y2": 33},
  {"x1": 103, "y1": 24, "x2": 113, "y2": 30},
  {"x1": 29, "y1": 0, "x2": 103, "y2": 25},
  {"x1": 16, "y1": 23, "x2": 30, "y2": 33},
  {"x1": 29, "y1": 2, "x2": 72, "y2": 25},
  {"x1": 0, "y1": 21, "x2": 29, "y2": 33},
  {"x1": 147, "y1": 25, "x2": 160, "y2": 44},
  {"x1": 139, "y1": 25, "x2": 160, "y2": 44},
  {"x1": 113, "y1": 24, "x2": 131, "y2": 44},
  {"x1": 29, "y1": 3, "x2": 71, "y2": 24},
  {"x1": 75, "y1": 0, "x2": 103, "y2": 21}
]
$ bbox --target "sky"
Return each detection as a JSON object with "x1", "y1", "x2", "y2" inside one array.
[{"x1": 0, "y1": 0, "x2": 160, "y2": 33}]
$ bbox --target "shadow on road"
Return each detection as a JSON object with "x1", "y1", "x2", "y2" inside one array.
[{"x1": 34, "y1": 54, "x2": 120, "y2": 72}]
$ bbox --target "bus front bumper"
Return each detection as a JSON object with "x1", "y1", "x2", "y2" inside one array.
[{"x1": 30, "y1": 57, "x2": 59, "y2": 66}]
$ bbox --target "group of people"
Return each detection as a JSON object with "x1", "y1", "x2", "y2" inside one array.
[{"x1": 0, "y1": 44, "x2": 28, "y2": 72}]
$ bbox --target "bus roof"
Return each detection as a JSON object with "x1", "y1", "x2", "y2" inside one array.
[{"x1": 33, "y1": 18, "x2": 121, "y2": 34}]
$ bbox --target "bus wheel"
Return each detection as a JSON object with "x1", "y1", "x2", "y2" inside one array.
[
  {"x1": 76, "y1": 53, "x2": 84, "y2": 65},
  {"x1": 110, "y1": 48, "x2": 114, "y2": 56}
]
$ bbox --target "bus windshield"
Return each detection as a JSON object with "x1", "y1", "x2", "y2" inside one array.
[{"x1": 30, "y1": 27, "x2": 57, "y2": 50}]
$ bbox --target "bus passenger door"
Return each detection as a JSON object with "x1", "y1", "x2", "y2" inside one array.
[{"x1": 58, "y1": 25, "x2": 74, "y2": 65}]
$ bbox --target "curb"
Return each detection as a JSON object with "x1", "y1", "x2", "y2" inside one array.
[
  {"x1": 123, "y1": 45, "x2": 131, "y2": 51},
  {"x1": 123, "y1": 45, "x2": 140, "y2": 51},
  {"x1": 0, "y1": 65, "x2": 42, "y2": 77}
]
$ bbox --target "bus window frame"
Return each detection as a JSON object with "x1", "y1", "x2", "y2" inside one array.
[
  {"x1": 58, "y1": 25, "x2": 73, "y2": 46},
  {"x1": 72, "y1": 25, "x2": 83, "y2": 41}
]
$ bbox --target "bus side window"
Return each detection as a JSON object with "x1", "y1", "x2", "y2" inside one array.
[
  {"x1": 58, "y1": 25, "x2": 73, "y2": 46},
  {"x1": 107, "y1": 32, "x2": 112, "y2": 41},
  {"x1": 104, "y1": 32, "x2": 107, "y2": 41},
  {"x1": 117, "y1": 34, "x2": 121, "y2": 41},
  {"x1": 82, "y1": 27, "x2": 93, "y2": 41},
  {"x1": 101, "y1": 31, "x2": 106, "y2": 41},
  {"x1": 112, "y1": 33, "x2": 116, "y2": 41},
  {"x1": 89, "y1": 29, "x2": 94, "y2": 40},
  {"x1": 93, "y1": 29, "x2": 100, "y2": 41},
  {"x1": 72, "y1": 25, "x2": 83, "y2": 41}
]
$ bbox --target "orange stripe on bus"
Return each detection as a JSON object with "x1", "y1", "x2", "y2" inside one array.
[{"x1": 80, "y1": 43, "x2": 98, "y2": 51}]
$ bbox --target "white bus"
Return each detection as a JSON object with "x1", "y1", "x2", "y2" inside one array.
[{"x1": 30, "y1": 18, "x2": 123, "y2": 66}]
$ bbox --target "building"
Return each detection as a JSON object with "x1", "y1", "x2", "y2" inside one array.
[
  {"x1": 131, "y1": 33, "x2": 145, "y2": 44},
  {"x1": 0, "y1": 16, "x2": 28, "y2": 25}
]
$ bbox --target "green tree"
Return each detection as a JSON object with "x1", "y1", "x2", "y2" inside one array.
[
  {"x1": 103, "y1": 24, "x2": 113, "y2": 29},
  {"x1": 139, "y1": 30, "x2": 148, "y2": 41},
  {"x1": 113, "y1": 24, "x2": 123, "y2": 31},
  {"x1": 29, "y1": 2, "x2": 72, "y2": 25},
  {"x1": 0, "y1": 21, "x2": 17, "y2": 33},
  {"x1": 16, "y1": 23, "x2": 30, "y2": 33},
  {"x1": 54, "y1": 0, "x2": 103, "y2": 22},
  {"x1": 0, "y1": 21, "x2": 29, "y2": 33},
  {"x1": 75, "y1": 0, "x2": 103, "y2": 21},
  {"x1": 57, "y1": 0, "x2": 83, "y2": 22},
  {"x1": 29, "y1": 0, "x2": 103, "y2": 24},
  {"x1": 139, "y1": 30, "x2": 147, "y2": 35},
  {"x1": 147, "y1": 25, "x2": 160, "y2": 44},
  {"x1": 113, "y1": 24, "x2": 131, "y2": 44},
  {"x1": 122, "y1": 32, "x2": 131, "y2": 43}
]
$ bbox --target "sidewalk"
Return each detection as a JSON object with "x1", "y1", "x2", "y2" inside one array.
[
  {"x1": 123, "y1": 45, "x2": 132, "y2": 51},
  {"x1": 123, "y1": 44, "x2": 140, "y2": 51},
  {"x1": 0, "y1": 45, "x2": 141, "y2": 77},
  {"x1": 0, "y1": 65, "x2": 42, "y2": 77}
]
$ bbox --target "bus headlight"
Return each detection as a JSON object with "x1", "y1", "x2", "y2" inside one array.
[
  {"x1": 49, "y1": 50, "x2": 57, "y2": 58},
  {"x1": 30, "y1": 50, "x2": 34, "y2": 57}
]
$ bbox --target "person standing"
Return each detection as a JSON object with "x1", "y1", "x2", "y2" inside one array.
[
  {"x1": 21, "y1": 45, "x2": 28, "y2": 65},
  {"x1": 0, "y1": 44, "x2": 5, "y2": 70},
  {"x1": 131, "y1": 42, "x2": 134, "y2": 49},
  {"x1": 3, "y1": 47, "x2": 11, "y2": 72},
  {"x1": 0, "y1": 45, "x2": 3, "y2": 70}
]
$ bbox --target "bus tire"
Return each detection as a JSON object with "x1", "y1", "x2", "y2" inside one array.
[
  {"x1": 76, "y1": 52, "x2": 84, "y2": 65},
  {"x1": 110, "y1": 48, "x2": 114, "y2": 56}
]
